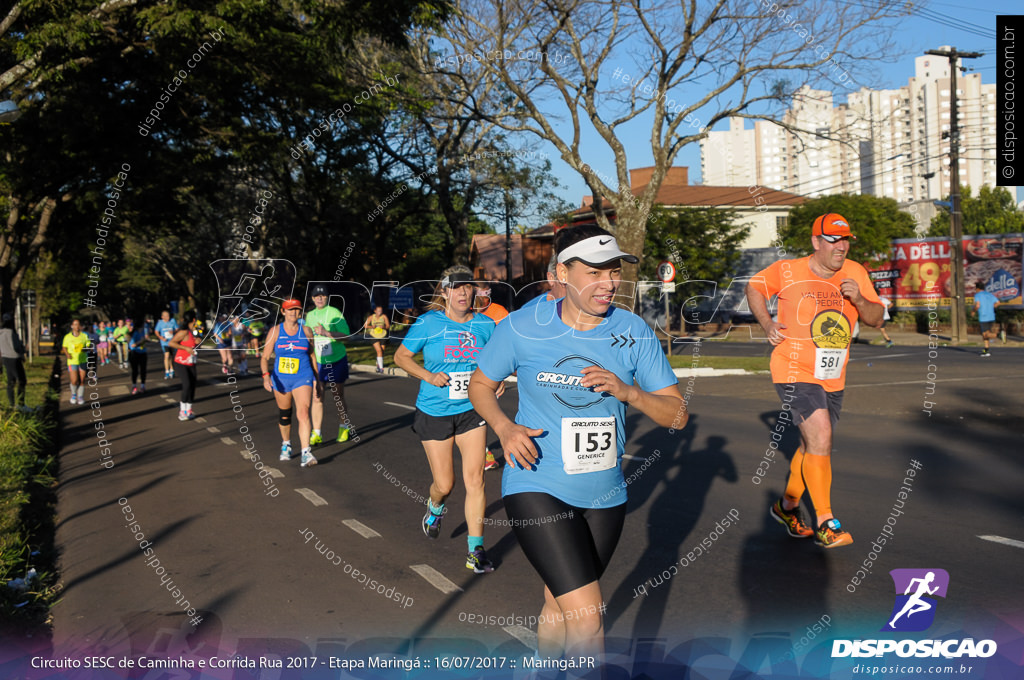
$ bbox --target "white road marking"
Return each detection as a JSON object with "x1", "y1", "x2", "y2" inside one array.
[
  {"x1": 264, "y1": 466, "x2": 284, "y2": 478},
  {"x1": 622, "y1": 454, "x2": 648, "y2": 461},
  {"x1": 220, "y1": 437, "x2": 237, "y2": 446},
  {"x1": 195, "y1": 417, "x2": 207, "y2": 423},
  {"x1": 847, "y1": 373, "x2": 1024, "y2": 389},
  {"x1": 502, "y1": 625, "x2": 538, "y2": 651},
  {"x1": 410, "y1": 564, "x2": 463, "y2": 594},
  {"x1": 108, "y1": 385, "x2": 129, "y2": 396},
  {"x1": 978, "y1": 535, "x2": 1024, "y2": 550},
  {"x1": 342, "y1": 519, "x2": 381, "y2": 539},
  {"x1": 162, "y1": 396, "x2": 176, "y2": 403},
  {"x1": 206, "y1": 426, "x2": 221, "y2": 434},
  {"x1": 384, "y1": 401, "x2": 416, "y2": 411},
  {"x1": 296, "y1": 488, "x2": 328, "y2": 506}
]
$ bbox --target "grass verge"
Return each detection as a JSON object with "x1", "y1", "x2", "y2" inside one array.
[
  {"x1": 0, "y1": 357, "x2": 61, "y2": 637},
  {"x1": 666, "y1": 354, "x2": 770, "y2": 372}
]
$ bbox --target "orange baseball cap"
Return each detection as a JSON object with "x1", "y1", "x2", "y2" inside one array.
[
  {"x1": 812, "y1": 213, "x2": 857, "y2": 241},
  {"x1": 281, "y1": 299, "x2": 302, "y2": 311}
]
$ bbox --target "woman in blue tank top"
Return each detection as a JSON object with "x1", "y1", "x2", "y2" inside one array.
[{"x1": 261, "y1": 298, "x2": 321, "y2": 467}]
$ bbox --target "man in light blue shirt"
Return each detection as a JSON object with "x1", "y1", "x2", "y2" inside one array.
[
  {"x1": 973, "y1": 280, "x2": 1000, "y2": 357},
  {"x1": 154, "y1": 310, "x2": 178, "y2": 379}
]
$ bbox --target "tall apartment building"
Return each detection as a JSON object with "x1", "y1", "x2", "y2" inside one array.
[{"x1": 700, "y1": 48, "x2": 998, "y2": 205}]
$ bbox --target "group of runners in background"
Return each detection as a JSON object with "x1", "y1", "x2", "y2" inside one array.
[{"x1": 52, "y1": 217, "x2": 1009, "y2": 660}]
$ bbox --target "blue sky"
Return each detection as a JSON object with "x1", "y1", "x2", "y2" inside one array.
[{"x1": 537, "y1": 0, "x2": 1011, "y2": 211}]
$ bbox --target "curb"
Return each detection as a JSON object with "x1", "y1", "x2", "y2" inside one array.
[{"x1": 672, "y1": 368, "x2": 757, "y2": 377}]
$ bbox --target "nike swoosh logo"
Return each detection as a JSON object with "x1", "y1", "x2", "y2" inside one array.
[{"x1": 599, "y1": 238, "x2": 611, "y2": 245}]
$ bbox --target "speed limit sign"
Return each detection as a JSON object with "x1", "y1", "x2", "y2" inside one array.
[{"x1": 657, "y1": 260, "x2": 676, "y2": 283}]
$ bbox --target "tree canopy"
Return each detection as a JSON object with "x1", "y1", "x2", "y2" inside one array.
[
  {"x1": 778, "y1": 194, "x2": 917, "y2": 265},
  {"x1": 431, "y1": 0, "x2": 905, "y2": 281},
  {"x1": 928, "y1": 186, "x2": 1024, "y2": 236}
]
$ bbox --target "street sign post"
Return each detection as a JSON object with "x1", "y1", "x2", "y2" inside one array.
[{"x1": 657, "y1": 260, "x2": 676, "y2": 349}]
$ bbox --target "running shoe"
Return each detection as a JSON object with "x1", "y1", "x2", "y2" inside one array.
[
  {"x1": 815, "y1": 518, "x2": 853, "y2": 549},
  {"x1": 300, "y1": 449, "x2": 317, "y2": 467},
  {"x1": 70, "y1": 397, "x2": 77, "y2": 406},
  {"x1": 337, "y1": 427, "x2": 350, "y2": 443},
  {"x1": 185, "y1": 410, "x2": 195, "y2": 420},
  {"x1": 885, "y1": 340, "x2": 895, "y2": 348},
  {"x1": 310, "y1": 432, "x2": 323, "y2": 446},
  {"x1": 980, "y1": 350, "x2": 991, "y2": 357},
  {"x1": 131, "y1": 386, "x2": 139, "y2": 395},
  {"x1": 484, "y1": 449, "x2": 499, "y2": 471},
  {"x1": 375, "y1": 366, "x2": 384, "y2": 374},
  {"x1": 222, "y1": 365, "x2": 228, "y2": 375},
  {"x1": 280, "y1": 442, "x2": 293, "y2": 461},
  {"x1": 178, "y1": 411, "x2": 189, "y2": 421},
  {"x1": 422, "y1": 508, "x2": 443, "y2": 539},
  {"x1": 139, "y1": 385, "x2": 145, "y2": 393},
  {"x1": 1000, "y1": 329, "x2": 1007, "y2": 344},
  {"x1": 770, "y1": 499, "x2": 814, "y2": 538},
  {"x1": 466, "y1": 547, "x2": 495, "y2": 574}
]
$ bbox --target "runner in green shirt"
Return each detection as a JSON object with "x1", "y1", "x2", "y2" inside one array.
[
  {"x1": 62, "y1": 319, "x2": 92, "y2": 405},
  {"x1": 111, "y1": 319, "x2": 130, "y2": 368},
  {"x1": 305, "y1": 285, "x2": 354, "y2": 444}
]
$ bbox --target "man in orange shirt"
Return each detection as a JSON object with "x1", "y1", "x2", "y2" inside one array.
[
  {"x1": 474, "y1": 283, "x2": 509, "y2": 323},
  {"x1": 473, "y1": 282, "x2": 508, "y2": 470},
  {"x1": 746, "y1": 213, "x2": 883, "y2": 548}
]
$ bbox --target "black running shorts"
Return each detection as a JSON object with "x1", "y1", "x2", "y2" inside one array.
[
  {"x1": 775, "y1": 382, "x2": 843, "y2": 427},
  {"x1": 412, "y1": 408, "x2": 485, "y2": 442},
  {"x1": 502, "y1": 492, "x2": 626, "y2": 598}
]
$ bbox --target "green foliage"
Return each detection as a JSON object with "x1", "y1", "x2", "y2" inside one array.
[
  {"x1": 0, "y1": 367, "x2": 59, "y2": 634},
  {"x1": 642, "y1": 207, "x2": 751, "y2": 285},
  {"x1": 928, "y1": 186, "x2": 1024, "y2": 236},
  {"x1": 779, "y1": 194, "x2": 917, "y2": 265},
  {"x1": 2, "y1": 0, "x2": 456, "y2": 318}
]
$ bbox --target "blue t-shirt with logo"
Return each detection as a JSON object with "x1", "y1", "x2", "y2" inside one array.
[
  {"x1": 155, "y1": 319, "x2": 178, "y2": 348},
  {"x1": 476, "y1": 298, "x2": 678, "y2": 509},
  {"x1": 128, "y1": 328, "x2": 149, "y2": 354},
  {"x1": 401, "y1": 310, "x2": 496, "y2": 417},
  {"x1": 974, "y1": 289, "x2": 998, "y2": 323}
]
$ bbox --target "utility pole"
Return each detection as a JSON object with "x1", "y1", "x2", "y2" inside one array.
[
  {"x1": 504, "y1": 191, "x2": 512, "y2": 287},
  {"x1": 926, "y1": 47, "x2": 982, "y2": 345}
]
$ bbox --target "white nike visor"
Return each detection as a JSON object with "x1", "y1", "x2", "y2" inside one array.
[{"x1": 556, "y1": 235, "x2": 639, "y2": 267}]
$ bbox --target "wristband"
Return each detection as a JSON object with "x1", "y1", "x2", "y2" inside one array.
[{"x1": 262, "y1": 371, "x2": 270, "y2": 377}]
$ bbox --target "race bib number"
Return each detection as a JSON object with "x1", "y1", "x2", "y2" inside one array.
[
  {"x1": 162, "y1": 329, "x2": 173, "y2": 340},
  {"x1": 278, "y1": 357, "x2": 300, "y2": 375},
  {"x1": 814, "y1": 348, "x2": 847, "y2": 380},
  {"x1": 314, "y1": 336, "x2": 332, "y2": 356},
  {"x1": 561, "y1": 416, "x2": 617, "y2": 475},
  {"x1": 448, "y1": 371, "x2": 471, "y2": 400}
]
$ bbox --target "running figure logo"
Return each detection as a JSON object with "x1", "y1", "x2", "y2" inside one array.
[
  {"x1": 882, "y1": 568, "x2": 950, "y2": 632},
  {"x1": 209, "y1": 258, "x2": 296, "y2": 350}
]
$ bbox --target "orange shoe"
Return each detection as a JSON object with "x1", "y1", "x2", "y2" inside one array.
[
  {"x1": 815, "y1": 518, "x2": 854, "y2": 549},
  {"x1": 484, "y1": 449, "x2": 499, "y2": 471},
  {"x1": 770, "y1": 499, "x2": 814, "y2": 538}
]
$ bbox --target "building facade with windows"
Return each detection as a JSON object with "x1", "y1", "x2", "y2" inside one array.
[{"x1": 700, "y1": 49, "x2": 998, "y2": 212}]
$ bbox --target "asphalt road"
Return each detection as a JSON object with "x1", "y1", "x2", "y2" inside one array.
[{"x1": 25, "y1": 342, "x2": 1024, "y2": 677}]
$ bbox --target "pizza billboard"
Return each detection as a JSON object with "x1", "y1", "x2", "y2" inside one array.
[{"x1": 867, "y1": 234, "x2": 1023, "y2": 310}]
